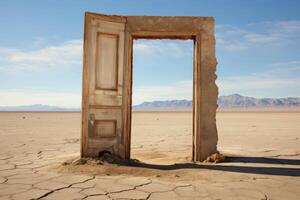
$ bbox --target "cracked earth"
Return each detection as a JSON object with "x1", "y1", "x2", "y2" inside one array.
[{"x1": 0, "y1": 112, "x2": 299, "y2": 200}]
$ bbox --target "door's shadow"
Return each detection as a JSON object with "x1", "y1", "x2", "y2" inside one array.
[
  {"x1": 225, "y1": 156, "x2": 300, "y2": 165},
  {"x1": 126, "y1": 156, "x2": 300, "y2": 177}
]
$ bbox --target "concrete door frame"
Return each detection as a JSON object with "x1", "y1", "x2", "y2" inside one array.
[{"x1": 81, "y1": 13, "x2": 218, "y2": 162}]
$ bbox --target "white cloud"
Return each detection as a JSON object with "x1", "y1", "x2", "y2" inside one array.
[
  {"x1": 133, "y1": 39, "x2": 193, "y2": 57},
  {"x1": 0, "y1": 40, "x2": 82, "y2": 73},
  {"x1": 244, "y1": 32, "x2": 278, "y2": 43},
  {"x1": 272, "y1": 21, "x2": 300, "y2": 33},
  {"x1": 216, "y1": 21, "x2": 300, "y2": 51},
  {"x1": 218, "y1": 76, "x2": 300, "y2": 91},
  {"x1": 134, "y1": 60, "x2": 300, "y2": 104},
  {"x1": 268, "y1": 61, "x2": 300, "y2": 68},
  {"x1": 0, "y1": 40, "x2": 83, "y2": 107},
  {"x1": 133, "y1": 80, "x2": 192, "y2": 105},
  {"x1": 0, "y1": 89, "x2": 81, "y2": 107},
  {"x1": 217, "y1": 62, "x2": 300, "y2": 97},
  {"x1": 0, "y1": 39, "x2": 191, "y2": 73}
]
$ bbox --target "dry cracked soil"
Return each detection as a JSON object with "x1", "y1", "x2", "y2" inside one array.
[{"x1": 0, "y1": 111, "x2": 299, "y2": 200}]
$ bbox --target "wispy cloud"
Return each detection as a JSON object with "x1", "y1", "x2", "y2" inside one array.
[
  {"x1": 217, "y1": 61, "x2": 300, "y2": 97},
  {"x1": 0, "y1": 30, "x2": 299, "y2": 106},
  {"x1": 133, "y1": 80, "x2": 192, "y2": 105},
  {"x1": 133, "y1": 39, "x2": 193, "y2": 57},
  {"x1": 0, "y1": 40, "x2": 82, "y2": 73},
  {"x1": 132, "y1": 60, "x2": 300, "y2": 104},
  {"x1": 216, "y1": 21, "x2": 300, "y2": 51},
  {"x1": 218, "y1": 76, "x2": 300, "y2": 91},
  {"x1": 0, "y1": 39, "x2": 191, "y2": 73},
  {"x1": 268, "y1": 61, "x2": 300, "y2": 69},
  {"x1": 0, "y1": 89, "x2": 81, "y2": 107}
]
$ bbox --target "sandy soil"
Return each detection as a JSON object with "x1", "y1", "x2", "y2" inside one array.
[
  {"x1": 0, "y1": 111, "x2": 299, "y2": 199},
  {"x1": 132, "y1": 111, "x2": 300, "y2": 163}
]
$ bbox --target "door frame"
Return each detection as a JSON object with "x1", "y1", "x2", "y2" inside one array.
[
  {"x1": 123, "y1": 32, "x2": 202, "y2": 161},
  {"x1": 81, "y1": 13, "x2": 218, "y2": 162}
]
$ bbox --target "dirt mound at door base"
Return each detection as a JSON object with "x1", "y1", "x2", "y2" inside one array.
[
  {"x1": 62, "y1": 152, "x2": 141, "y2": 166},
  {"x1": 203, "y1": 152, "x2": 225, "y2": 163}
]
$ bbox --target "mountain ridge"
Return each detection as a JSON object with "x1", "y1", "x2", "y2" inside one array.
[
  {"x1": 133, "y1": 94, "x2": 300, "y2": 110},
  {"x1": 1, "y1": 94, "x2": 300, "y2": 111},
  {"x1": 0, "y1": 104, "x2": 80, "y2": 112}
]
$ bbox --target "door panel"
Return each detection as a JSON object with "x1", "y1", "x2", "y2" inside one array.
[
  {"x1": 82, "y1": 13, "x2": 126, "y2": 158},
  {"x1": 95, "y1": 33, "x2": 119, "y2": 90}
]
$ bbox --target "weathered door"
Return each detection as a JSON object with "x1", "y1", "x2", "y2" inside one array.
[{"x1": 81, "y1": 13, "x2": 127, "y2": 158}]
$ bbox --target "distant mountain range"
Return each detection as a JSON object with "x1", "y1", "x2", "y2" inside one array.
[
  {"x1": 217, "y1": 94, "x2": 300, "y2": 108},
  {"x1": 1, "y1": 94, "x2": 300, "y2": 111},
  {"x1": 0, "y1": 104, "x2": 80, "y2": 112},
  {"x1": 133, "y1": 94, "x2": 300, "y2": 110},
  {"x1": 133, "y1": 100, "x2": 192, "y2": 110}
]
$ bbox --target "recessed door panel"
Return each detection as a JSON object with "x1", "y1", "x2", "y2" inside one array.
[{"x1": 96, "y1": 33, "x2": 119, "y2": 90}]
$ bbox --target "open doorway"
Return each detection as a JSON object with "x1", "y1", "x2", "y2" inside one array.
[
  {"x1": 81, "y1": 13, "x2": 218, "y2": 162},
  {"x1": 131, "y1": 39, "x2": 194, "y2": 164}
]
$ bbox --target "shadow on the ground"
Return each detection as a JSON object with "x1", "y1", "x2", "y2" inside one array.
[
  {"x1": 127, "y1": 156, "x2": 300, "y2": 177},
  {"x1": 225, "y1": 156, "x2": 300, "y2": 165}
]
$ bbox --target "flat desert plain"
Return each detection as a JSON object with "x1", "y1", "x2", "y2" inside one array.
[{"x1": 0, "y1": 111, "x2": 299, "y2": 200}]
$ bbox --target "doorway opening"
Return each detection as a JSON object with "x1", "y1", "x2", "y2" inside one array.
[
  {"x1": 82, "y1": 13, "x2": 218, "y2": 161},
  {"x1": 130, "y1": 39, "x2": 194, "y2": 164}
]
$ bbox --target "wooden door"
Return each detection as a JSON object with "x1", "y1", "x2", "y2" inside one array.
[{"x1": 81, "y1": 13, "x2": 127, "y2": 158}]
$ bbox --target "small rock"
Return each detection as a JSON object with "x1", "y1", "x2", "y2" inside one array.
[
  {"x1": 203, "y1": 152, "x2": 225, "y2": 163},
  {"x1": 72, "y1": 158, "x2": 87, "y2": 165},
  {"x1": 62, "y1": 161, "x2": 70, "y2": 166},
  {"x1": 98, "y1": 151, "x2": 124, "y2": 164},
  {"x1": 87, "y1": 159, "x2": 103, "y2": 165}
]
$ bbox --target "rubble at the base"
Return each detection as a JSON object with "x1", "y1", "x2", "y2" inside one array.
[
  {"x1": 203, "y1": 152, "x2": 225, "y2": 163},
  {"x1": 62, "y1": 152, "x2": 137, "y2": 166}
]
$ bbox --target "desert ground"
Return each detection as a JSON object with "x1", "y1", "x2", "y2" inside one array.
[{"x1": 0, "y1": 111, "x2": 299, "y2": 200}]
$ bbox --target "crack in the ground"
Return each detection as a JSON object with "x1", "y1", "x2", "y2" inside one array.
[
  {"x1": 81, "y1": 194, "x2": 107, "y2": 200},
  {"x1": 14, "y1": 161, "x2": 34, "y2": 167},
  {"x1": 81, "y1": 179, "x2": 153, "y2": 200},
  {"x1": 0, "y1": 156, "x2": 13, "y2": 160},
  {"x1": 144, "y1": 183, "x2": 192, "y2": 200},
  {"x1": 0, "y1": 177, "x2": 8, "y2": 184},
  {"x1": 173, "y1": 184, "x2": 199, "y2": 197},
  {"x1": 35, "y1": 176, "x2": 95, "y2": 199},
  {"x1": 262, "y1": 193, "x2": 269, "y2": 200},
  {"x1": 0, "y1": 165, "x2": 16, "y2": 171},
  {"x1": 110, "y1": 179, "x2": 152, "y2": 193}
]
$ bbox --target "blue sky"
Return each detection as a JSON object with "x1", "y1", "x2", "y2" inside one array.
[{"x1": 0, "y1": 0, "x2": 300, "y2": 107}]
